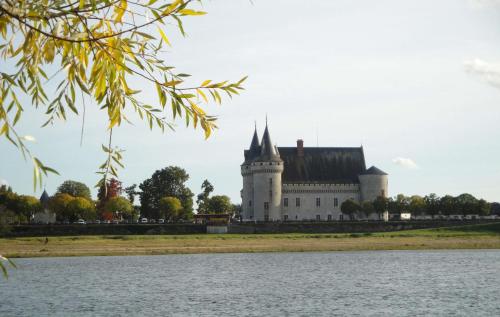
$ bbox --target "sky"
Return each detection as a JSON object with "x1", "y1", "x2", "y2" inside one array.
[{"x1": 1, "y1": 0, "x2": 500, "y2": 203}]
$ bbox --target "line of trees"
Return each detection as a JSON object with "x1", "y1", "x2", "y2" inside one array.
[
  {"x1": 341, "y1": 193, "x2": 499, "y2": 220},
  {"x1": 1, "y1": 166, "x2": 239, "y2": 224},
  {"x1": 0, "y1": 185, "x2": 41, "y2": 224}
]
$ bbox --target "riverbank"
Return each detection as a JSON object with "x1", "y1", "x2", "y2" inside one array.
[{"x1": 2, "y1": 223, "x2": 500, "y2": 258}]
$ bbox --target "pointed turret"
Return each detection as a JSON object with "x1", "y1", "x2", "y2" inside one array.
[
  {"x1": 40, "y1": 189, "x2": 50, "y2": 207},
  {"x1": 259, "y1": 124, "x2": 281, "y2": 162},
  {"x1": 243, "y1": 125, "x2": 261, "y2": 164},
  {"x1": 249, "y1": 126, "x2": 260, "y2": 153}
]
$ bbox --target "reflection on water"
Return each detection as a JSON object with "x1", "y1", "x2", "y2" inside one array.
[{"x1": 1, "y1": 250, "x2": 500, "y2": 316}]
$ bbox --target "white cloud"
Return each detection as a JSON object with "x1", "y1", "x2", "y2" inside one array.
[
  {"x1": 392, "y1": 157, "x2": 418, "y2": 169},
  {"x1": 464, "y1": 59, "x2": 500, "y2": 89}
]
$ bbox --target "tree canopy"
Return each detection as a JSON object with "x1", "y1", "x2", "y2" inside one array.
[
  {"x1": 361, "y1": 201, "x2": 375, "y2": 218},
  {"x1": 57, "y1": 180, "x2": 92, "y2": 200},
  {"x1": 158, "y1": 196, "x2": 182, "y2": 221},
  {"x1": 67, "y1": 197, "x2": 95, "y2": 221},
  {"x1": 138, "y1": 166, "x2": 193, "y2": 219},
  {"x1": 0, "y1": 186, "x2": 41, "y2": 223},
  {"x1": 48, "y1": 193, "x2": 75, "y2": 221},
  {"x1": 196, "y1": 179, "x2": 213, "y2": 214},
  {"x1": 104, "y1": 196, "x2": 134, "y2": 220},
  {"x1": 373, "y1": 196, "x2": 388, "y2": 216},
  {"x1": 340, "y1": 199, "x2": 360, "y2": 220},
  {"x1": 205, "y1": 195, "x2": 233, "y2": 214},
  {"x1": 0, "y1": 0, "x2": 246, "y2": 189}
]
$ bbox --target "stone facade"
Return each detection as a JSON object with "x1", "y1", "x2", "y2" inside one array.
[{"x1": 241, "y1": 125, "x2": 388, "y2": 221}]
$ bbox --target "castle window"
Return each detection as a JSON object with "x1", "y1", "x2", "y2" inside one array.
[
  {"x1": 284, "y1": 198, "x2": 288, "y2": 207},
  {"x1": 260, "y1": 163, "x2": 263, "y2": 166},
  {"x1": 296, "y1": 197, "x2": 301, "y2": 207},
  {"x1": 264, "y1": 215, "x2": 269, "y2": 221},
  {"x1": 381, "y1": 190, "x2": 385, "y2": 197},
  {"x1": 283, "y1": 215, "x2": 288, "y2": 221},
  {"x1": 327, "y1": 215, "x2": 332, "y2": 221},
  {"x1": 316, "y1": 215, "x2": 321, "y2": 221},
  {"x1": 264, "y1": 202, "x2": 269, "y2": 210},
  {"x1": 249, "y1": 200, "x2": 252, "y2": 207},
  {"x1": 316, "y1": 197, "x2": 321, "y2": 207},
  {"x1": 334, "y1": 198, "x2": 338, "y2": 207},
  {"x1": 269, "y1": 190, "x2": 272, "y2": 198},
  {"x1": 269, "y1": 178, "x2": 272, "y2": 185}
]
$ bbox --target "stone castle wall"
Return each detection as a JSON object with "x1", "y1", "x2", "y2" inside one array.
[{"x1": 281, "y1": 183, "x2": 360, "y2": 221}]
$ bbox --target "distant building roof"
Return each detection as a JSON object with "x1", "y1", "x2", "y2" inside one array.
[
  {"x1": 278, "y1": 147, "x2": 366, "y2": 183},
  {"x1": 40, "y1": 190, "x2": 50, "y2": 205},
  {"x1": 360, "y1": 166, "x2": 388, "y2": 176}
]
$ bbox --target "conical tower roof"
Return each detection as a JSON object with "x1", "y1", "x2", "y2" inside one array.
[
  {"x1": 360, "y1": 166, "x2": 388, "y2": 175},
  {"x1": 243, "y1": 125, "x2": 261, "y2": 164},
  {"x1": 258, "y1": 124, "x2": 282, "y2": 162},
  {"x1": 40, "y1": 189, "x2": 50, "y2": 206},
  {"x1": 249, "y1": 127, "x2": 260, "y2": 153}
]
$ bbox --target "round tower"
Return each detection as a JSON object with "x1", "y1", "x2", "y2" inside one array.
[
  {"x1": 251, "y1": 124, "x2": 283, "y2": 221},
  {"x1": 241, "y1": 126, "x2": 260, "y2": 220},
  {"x1": 358, "y1": 166, "x2": 388, "y2": 202}
]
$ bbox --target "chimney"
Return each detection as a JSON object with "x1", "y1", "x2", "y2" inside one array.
[{"x1": 297, "y1": 139, "x2": 304, "y2": 157}]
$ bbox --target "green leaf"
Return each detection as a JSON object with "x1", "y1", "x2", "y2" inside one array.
[
  {"x1": 7, "y1": 258, "x2": 16, "y2": 269},
  {"x1": 65, "y1": 95, "x2": 78, "y2": 114},
  {"x1": 172, "y1": 15, "x2": 185, "y2": 36},
  {"x1": 163, "y1": 80, "x2": 182, "y2": 87},
  {"x1": 0, "y1": 262, "x2": 7, "y2": 279}
]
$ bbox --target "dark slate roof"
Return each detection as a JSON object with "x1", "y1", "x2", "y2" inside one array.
[
  {"x1": 243, "y1": 125, "x2": 282, "y2": 164},
  {"x1": 250, "y1": 128, "x2": 260, "y2": 152},
  {"x1": 259, "y1": 126, "x2": 281, "y2": 162},
  {"x1": 40, "y1": 190, "x2": 50, "y2": 205},
  {"x1": 278, "y1": 147, "x2": 366, "y2": 183},
  {"x1": 360, "y1": 166, "x2": 387, "y2": 175},
  {"x1": 244, "y1": 128, "x2": 261, "y2": 164}
]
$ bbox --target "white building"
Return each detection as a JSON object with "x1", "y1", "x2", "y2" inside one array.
[{"x1": 240, "y1": 124, "x2": 388, "y2": 221}]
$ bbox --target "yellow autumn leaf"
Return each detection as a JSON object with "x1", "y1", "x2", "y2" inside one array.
[
  {"x1": 179, "y1": 9, "x2": 207, "y2": 16},
  {"x1": 157, "y1": 27, "x2": 171, "y2": 46}
]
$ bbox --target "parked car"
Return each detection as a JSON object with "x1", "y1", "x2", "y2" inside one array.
[
  {"x1": 149, "y1": 219, "x2": 156, "y2": 224},
  {"x1": 158, "y1": 219, "x2": 165, "y2": 224},
  {"x1": 75, "y1": 219, "x2": 86, "y2": 225},
  {"x1": 94, "y1": 220, "x2": 101, "y2": 224},
  {"x1": 140, "y1": 218, "x2": 148, "y2": 224},
  {"x1": 112, "y1": 220, "x2": 120, "y2": 224}
]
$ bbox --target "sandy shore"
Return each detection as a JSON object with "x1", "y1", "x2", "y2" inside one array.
[{"x1": 2, "y1": 223, "x2": 500, "y2": 258}]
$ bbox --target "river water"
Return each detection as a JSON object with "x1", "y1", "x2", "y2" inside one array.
[{"x1": 1, "y1": 250, "x2": 499, "y2": 316}]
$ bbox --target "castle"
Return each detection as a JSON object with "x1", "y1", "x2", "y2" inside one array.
[{"x1": 240, "y1": 124, "x2": 388, "y2": 221}]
